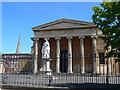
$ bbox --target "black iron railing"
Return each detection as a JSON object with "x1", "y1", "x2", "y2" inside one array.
[{"x1": 1, "y1": 54, "x2": 120, "y2": 87}]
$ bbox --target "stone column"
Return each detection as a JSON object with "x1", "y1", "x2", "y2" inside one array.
[
  {"x1": 33, "y1": 38, "x2": 39, "y2": 74},
  {"x1": 55, "y1": 37, "x2": 61, "y2": 73},
  {"x1": 67, "y1": 37, "x2": 73, "y2": 73},
  {"x1": 38, "y1": 38, "x2": 42, "y2": 70},
  {"x1": 79, "y1": 36, "x2": 85, "y2": 74},
  {"x1": 31, "y1": 44, "x2": 34, "y2": 72},
  {"x1": 107, "y1": 46, "x2": 112, "y2": 74},
  {"x1": 91, "y1": 35, "x2": 97, "y2": 74}
]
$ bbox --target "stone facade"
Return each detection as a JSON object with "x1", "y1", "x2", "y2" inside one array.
[{"x1": 31, "y1": 19, "x2": 120, "y2": 74}]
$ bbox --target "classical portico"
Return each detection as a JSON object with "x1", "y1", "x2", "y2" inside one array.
[{"x1": 31, "y1": 19, "x2": 98, "y2": 74}]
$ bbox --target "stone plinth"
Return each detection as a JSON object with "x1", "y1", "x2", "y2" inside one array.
[{"x1": 39, "y1": 58, "x2": 52, "y2": 75}]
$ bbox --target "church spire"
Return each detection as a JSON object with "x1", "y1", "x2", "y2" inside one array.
[{"x1": 16, "y1": 36, "x2": 20, "y2": 54}]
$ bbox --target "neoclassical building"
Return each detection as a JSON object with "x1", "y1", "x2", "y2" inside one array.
[{"x1": 31, "y1": 19, "x2": 118, "y2": 74}]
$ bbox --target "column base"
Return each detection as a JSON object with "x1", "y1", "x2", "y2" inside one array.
[
  {"x1": 33, "y1": 71, "x2": 38, "y2": 75},
  {"x1": 81, "y1": 71, "x2": 85, "y2": 74},
  {"x1": 93, "y1": 70, "x2": 97, "y2": 74},
  {"x1": 56, "y1": 71, "x2": 61, "y2": 73},
  {"x1": 67, "y1": 71, "x2": 73, "y2": 73}
]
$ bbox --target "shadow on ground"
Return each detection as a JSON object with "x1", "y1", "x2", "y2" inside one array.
[
  {"x1": 51, "y1": 83, "x2": 120, "y2": 88},
  {"x1": 2, "y1": 83, "x2": 120, "y2": 90}
]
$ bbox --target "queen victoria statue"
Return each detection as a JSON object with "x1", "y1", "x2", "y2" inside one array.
[
  {"x1": 39, "y1": 39, "x2": 52, "y2": 75},
  {"x1": 41, "y1": 39, "x2": 50, "y2": 59}
]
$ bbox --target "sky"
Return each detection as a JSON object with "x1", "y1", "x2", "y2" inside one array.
[{"x1": 2, "y1": 2, "x2": 102, "y2": 54}]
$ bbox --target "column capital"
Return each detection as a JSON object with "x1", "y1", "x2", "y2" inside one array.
[
  {"x1": 79, "y1": 36, "x2": 85, "y2": 39},
  {"x1": 67, "y1": 36, "x2": 72, "y2": 39},
  {"x1": 31, "y1": 37, "x2": 39, "y2": 41},
  {"x1": 55, "y1": 37, "x2": 61, "y2": 40},
  {"x1": 91, "y1": 35, "x2": 97, "y2": 39},
  {"x1": 44, "y1": 37, "x2": 50, "y2": 40}
]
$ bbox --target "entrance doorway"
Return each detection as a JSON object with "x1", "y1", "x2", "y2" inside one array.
[{"x1": 60, "y1": 50, "x2": 68, "y2": 73}]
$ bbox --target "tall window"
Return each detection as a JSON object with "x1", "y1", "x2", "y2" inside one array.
[{"x1": 99, "y1": 53, "x2": 105, "y2": 64}]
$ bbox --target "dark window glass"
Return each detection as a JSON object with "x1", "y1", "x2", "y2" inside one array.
[{"x1": 99, "y1": 53, "x2": 105, "y2": 64}]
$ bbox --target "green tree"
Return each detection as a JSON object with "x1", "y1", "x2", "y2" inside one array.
[{"x1": 92, "y1": 2, "x2": 120, "y2": 58}]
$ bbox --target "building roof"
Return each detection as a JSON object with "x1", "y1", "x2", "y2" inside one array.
[{"x1": 32, "y1": 18, "x2": 96, "y2": 31}]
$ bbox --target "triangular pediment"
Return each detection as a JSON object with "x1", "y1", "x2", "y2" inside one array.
[{"x1": 32, "y1": 19, "x2": 96, "y2": 30}]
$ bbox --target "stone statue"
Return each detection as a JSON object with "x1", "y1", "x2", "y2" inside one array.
[
  {"x1": 40, "y1": 39, "x2": 52, "y2": 75},
  {"x1": 41, "y1": 39, "x2": 50, "y2": 59}
]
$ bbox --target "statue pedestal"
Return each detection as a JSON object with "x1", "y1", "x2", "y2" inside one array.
[{"x1": 39, "y1": 58, "x2": 52, "y2": 75}]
